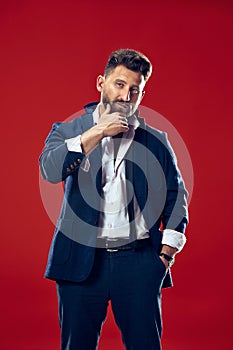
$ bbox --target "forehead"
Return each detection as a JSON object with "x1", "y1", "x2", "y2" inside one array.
[{"x1": 106, "y1": 65, "x2": 145, "y2": 87}]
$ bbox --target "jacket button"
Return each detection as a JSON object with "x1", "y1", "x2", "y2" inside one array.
[
  {"x1": 70, "y1": 164, "x2": 74, "y2": 169},
  {"x1": 77, "y1": 158, "x2": 82, "y2": 163},
  {"x1": 73, "y1": 161, "x2": 77, "y2": 166},
  {"x1": 67, "y1": 168, "x2": 71, "y2": 172}
]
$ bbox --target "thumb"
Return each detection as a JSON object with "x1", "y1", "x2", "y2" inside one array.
[{"x1": 99, "y1": 103, "x2": 110, "y2": 117}]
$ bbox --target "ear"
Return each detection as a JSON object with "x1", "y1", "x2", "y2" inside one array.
[
  {"x1": 96, "y1": 75, "x2": 105, "y2": 92},
  {"x1": 140, "y1": 90, "x2": 145, "y2": 102}
]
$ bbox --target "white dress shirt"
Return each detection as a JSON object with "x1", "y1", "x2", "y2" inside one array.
[{"x1": 65, "y1": 105, "x2": 186, "y2": 251}]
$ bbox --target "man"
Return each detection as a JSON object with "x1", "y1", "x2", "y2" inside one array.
[{"x1": 39, "y1": 49, "x2": 188, "y2": 350}]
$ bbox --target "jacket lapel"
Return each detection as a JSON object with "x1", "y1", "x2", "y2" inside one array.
[
  {"x1": 79, "y1": 113, "x2": 102, "y2": 195},
  {"x1": 131, "y1": 121, "x2": 148, "y2": 208}
]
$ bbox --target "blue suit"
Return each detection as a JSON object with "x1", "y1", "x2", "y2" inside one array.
[
  {"x1": 40, "y1": 102, "x2": 188, "y2": 349},
  {"x1": 40, "y1": 102, "x2": 188, "y2": 288}
]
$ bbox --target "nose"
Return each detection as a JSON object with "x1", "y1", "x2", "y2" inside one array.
[{"x1": 120, "y1": 88, "x2": 131, "y2": 102}]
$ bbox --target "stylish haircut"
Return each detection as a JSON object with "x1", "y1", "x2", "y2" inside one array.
[{"x1": 104, "y1": 49, "x2": 152, "y2": 81}]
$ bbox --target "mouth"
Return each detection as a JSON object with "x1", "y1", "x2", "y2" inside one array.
[
  {"x1": 113, "y1": 101, "x2": 131, "y2": 112},
  {"x1": 108, "y1": 101, "x2": 133, "y2": 117},
  {"x1": 115, "y1": 101, "x2": 128, "y2": 106}
]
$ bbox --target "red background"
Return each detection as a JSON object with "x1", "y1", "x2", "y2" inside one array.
[{"x1": 1, "y1": 0, "x2": 232, "y2": 349}]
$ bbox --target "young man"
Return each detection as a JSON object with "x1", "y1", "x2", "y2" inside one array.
[{"x1": 40, "y1": 49, "x2": 188, "y2": 350}]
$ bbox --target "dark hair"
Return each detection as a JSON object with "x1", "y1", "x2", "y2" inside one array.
[{"x1": 104, "y1": 49, "x2": 152, "y2": 81}]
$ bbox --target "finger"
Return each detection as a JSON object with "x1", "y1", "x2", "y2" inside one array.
[
  {"x1": 104, "y1": 103, "x2": 111, "y2": 114},
  {"x1": 119, "y1": 116, "x2": 128, "y2": 126},
  {"x1": 119, "y1": 116, "x2": 127, "y2": 121},
  {"x1": 121, "y1": 125, "x2": 129, "y2": 132},
  {"x1": 98, "y1": 103, "x2": 105, "y2": 117},
  {"x1": 99, "y1": 103, "x2": 111, "y2": 117}
]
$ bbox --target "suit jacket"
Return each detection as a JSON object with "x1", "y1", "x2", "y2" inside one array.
[{"x1": 39, "y1": 102, "x2": 188, "y2": 288}]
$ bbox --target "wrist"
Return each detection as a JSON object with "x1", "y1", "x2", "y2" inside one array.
[
  {"x1": 160, "y1": 244, "x2": 177, "y2": 258},
  {"x1": 159, "y1": 253, "x2": 175, "y2": 268},
  {"x1": 91, "y1": 124, "x2": 105, "y2": 139},
  {"x1": 80, "y1": 125, "x2": 104, "y2": 154}
]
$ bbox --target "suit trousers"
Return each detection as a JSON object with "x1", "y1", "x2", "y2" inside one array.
[{"x1": 56, "y1": 243, "x2": 167, "y2": 350}]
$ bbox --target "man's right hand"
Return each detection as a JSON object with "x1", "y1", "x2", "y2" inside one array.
[
  {"x1": 98, "y1": 103, "x2": 129, "y2": 137},
  {"x1": 80, "y1": 103, "x2": 129, "y2": 155}
]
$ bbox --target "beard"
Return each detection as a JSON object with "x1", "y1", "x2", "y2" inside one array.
[{"x1": 102, "y1": 93, "x2": 136, "y2": 118}]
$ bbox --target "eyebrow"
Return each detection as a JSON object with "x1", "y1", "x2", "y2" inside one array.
[
  {"x1": 115, "y1": 78, "x2": 126, "y2": 83},
  {"x1": 115, "y1": 78, "x2": 140, "y2": 88}
]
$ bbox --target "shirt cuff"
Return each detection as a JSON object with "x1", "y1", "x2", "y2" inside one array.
[
  {"x1": 65, "y1": 135, "x2": 90, "y2": 172},
  {"x1": 161, "y1": 229, "x2": 187, "y2": 252},
  {"x1": 65, "y1": 135, "x2": 83, "y2": 152}
]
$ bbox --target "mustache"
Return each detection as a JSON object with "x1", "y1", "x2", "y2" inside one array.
[
  {"x1": 112, "y1": 100, "x2": 130, "y2": 105},
  {"x1": 111, "y1": 101, "x2": 131, "y2": 109}
]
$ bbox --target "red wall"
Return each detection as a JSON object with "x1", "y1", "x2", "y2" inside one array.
[{"x1": 1, "y1": 0, "x2": 232, "y2": 349}]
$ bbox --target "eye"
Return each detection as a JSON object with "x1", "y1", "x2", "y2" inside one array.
[
  {"x1": 116, "y1": 82, "x2": 124, "y2": 88},
  {"x1": 130, "y1": 88, "x2": 140, "y2": 95}
]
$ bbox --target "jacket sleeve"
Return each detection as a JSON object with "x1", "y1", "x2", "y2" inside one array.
[
  {"x1": 39, "y1": 122, "x2": 86, "y2": 184},
  {"x1": 160, "y1": 133, "x2": 189, "y2": 234}
]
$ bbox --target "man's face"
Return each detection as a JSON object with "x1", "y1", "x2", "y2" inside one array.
[{"x1": 97, "y1": 65, "x2": 146, "y2": 117}]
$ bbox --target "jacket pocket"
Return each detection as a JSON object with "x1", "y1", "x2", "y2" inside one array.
[
  {"x1": 49, "y1": 231, "x2": 72, "y2": 265},
  {"x1": 151, "y1": 249, "x2": 167, "y2": 276}
]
